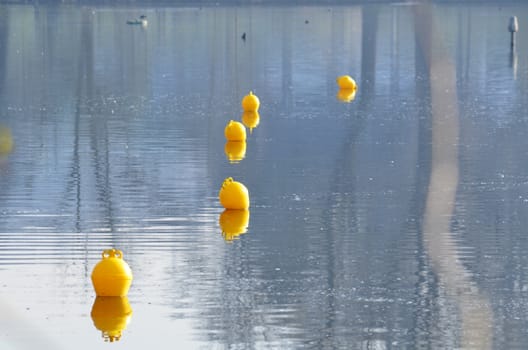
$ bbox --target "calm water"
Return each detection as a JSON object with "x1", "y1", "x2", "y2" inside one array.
[{"x1": 1, "y1": 2, "x2": 528, "y2": 349}]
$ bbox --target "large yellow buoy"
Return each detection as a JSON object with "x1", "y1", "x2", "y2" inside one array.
[
  {"x1": 219, "y1": 209, "x2": 250, "y2": 241},
  {"x1": 91, "y1": 296, "x2": 132, "y2": 342},
  {"x1": 219, "y1": 177, "x2": 250, "y2": 210},
  {"x1": 336, "y1": 75, "x2": 357, "y2": 90},
  {"x1": 91, "y1": 249, "x2": 133, "y2": 297},
  {"x1": 241, "y1": 111, "x2": 260, "y2": 133},
  {"x1": 224, "y1": 120, "x2": 247, "y2": 141},
  {"x1": 241, "y1": 91, "x2": 260, "y2": 112},
  {"x1": 224, "y1": 141, "x2": 246, "y2": 163},
  {"x1": 337, "y1": 88, "x2": 357, "y2": 103}
]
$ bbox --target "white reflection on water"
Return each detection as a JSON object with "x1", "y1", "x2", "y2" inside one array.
[{"x1": 416, "y1": 2, "x2": 492, "y2": 349}]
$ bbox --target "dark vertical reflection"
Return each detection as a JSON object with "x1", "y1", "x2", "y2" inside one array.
[
  {"x1": 329, "y1": 9, "x2": 340, "y2": 90},
  {"x1": 71, "y1": 8, "x2": 94, "y2": 232},
  {"x1": 280, "y1": 7, "x2": 293, "y2": 113},
  {"x1": 456, "y1": 6, "x2": 471, "y2": 88},
  {"x1": 0, "y1": 7, "x2": 8, "y2": 98},
  {"x1": 390, "y1": 6, "x2": 400, "y2": 97},
  {"x1": 410, "y1": 5, "x2": 439, "y2": 347},
  {"x1": 318, "y1": 6, "x2": 382, "y2": 348},
  {"x1": 360, "y1": 5, "x2": 378, "y2": 101}
]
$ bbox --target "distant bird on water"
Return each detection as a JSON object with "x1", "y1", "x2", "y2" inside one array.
[
  {"x1": 127, "y1": 14, "x2": 147, "y2": 26},
  {"x1": 241, "y1": 32, "x2": 246, "y2": 41}
]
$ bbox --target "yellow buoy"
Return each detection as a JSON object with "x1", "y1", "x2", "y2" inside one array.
[
  {"x1": 91, "y1": 296, "x2": 132, "y2": 342},
  {"x1": 91, "y1": 249, "x2": 133, "y2": 297},
  {"x1": 336, "y1": 75, "x2": 357, "y2": 90},
  {"x1": 241, "y1": 91, "x2": 260, "y2": 112},
  {"x1": 336, "y1": 88, "x2": 357, "y2": 103},
  {"x1": 241, "y1": 111, "x2": 260, "y2": 133},
  {"x1": 224, "y1": 141, "x2": 246, "y2": 163},
  {"x1": 0, "y1": 126, "x2": 13, "y2": 155},
  {"x1": 224, "y1": 120, "x2": 247, "y2": 141},
  {"x1": 219, "y1": 209, "x2": 250, "y2": 241},
  {"x1": 219, "y1": 177, "x2": 250, "y2": 210}
]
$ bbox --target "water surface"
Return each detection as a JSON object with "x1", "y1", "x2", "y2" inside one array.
[{"x1": 1, "y1": 2, "x2": 528, "y2": 349}]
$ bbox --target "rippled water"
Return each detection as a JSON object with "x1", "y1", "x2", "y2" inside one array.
[{"x1": 1, "y1": 2, "x2": 528, "y2": 349}]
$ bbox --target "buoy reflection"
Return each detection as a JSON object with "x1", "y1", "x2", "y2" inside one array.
[
  {"x1": 224, "y1": 141, "x2": 246, "y2": 163},
  {"x1": 91, "y1": 296, "x2": 132, "y2": 342},
  {"x1": 336, "y1": 88, "x2": 357, "y2": 103},
  {"x1": 241, "y1": 111, "x2": 260, "y2": 133},
  {"x1": 219, "y1": 209, "x2": 250, "y2": 241}
]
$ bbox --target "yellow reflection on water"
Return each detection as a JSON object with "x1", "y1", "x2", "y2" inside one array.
[
  {"x1": 336, "y1": 88, "x2": 356, "y2": 103},
  {"x1": 91, "y1": 296, "x2": 132, "y2": 342},
  {"x1": 219, "y1": 209, "x2": 250, "y2": 242},
  {"x1": 241, "y1": 111, "x2": 260, "y2": 133},
  {"x1": 224, "y1": 141, "x2": 246, "y2": 163}
]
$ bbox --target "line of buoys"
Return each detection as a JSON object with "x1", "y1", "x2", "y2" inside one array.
[
  {"x1": 223, "y1": 91, "x2": 261, "y2": 164},
  {"x1": 83, "y1": 73, "x2": 356, "y2": 341},
  {"x1": 219, "y1": 91, "x2": 262, "y2": 240}
]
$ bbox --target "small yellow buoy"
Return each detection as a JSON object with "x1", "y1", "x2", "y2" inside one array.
[
  {"x1": 241, "y1": 91, "x2": 260, "y2": 112},
  {"x1": 336, "y1": 75, "x2": 357, "y2": 90},
  {"x1": 0, "y1": 126, "x2": 13, "y2": 155},
  {"x1": 241, "y1": 111, "x2": 260, "y2": 133},
  {"x1": 219, "y1": 209, "x2": 250, "y2": 241},
  {"x1": 224, "y1": 141, "x2": 246, "y2": 163},
  {"x1": 224, "y1": 120, "x2": 247, "y2": 141},
  {"x1": 91, "y1": 249, "x2": 133, "y2": 297},
  {"x1": 219, "y1": 177, "x2": 250, "y2": 210},
  {"x1": 336, "y1": 88, "x2": 357, "y2": 103},
  {"x1": 91, "y1": 296, "x2": 132, "y2": 342}
]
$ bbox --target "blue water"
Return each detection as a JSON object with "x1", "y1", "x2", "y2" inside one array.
[{"x1": 1, "y1": 2, "x2": 528, "y2": 349}]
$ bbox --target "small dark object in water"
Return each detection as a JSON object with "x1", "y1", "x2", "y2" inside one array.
[
  {"x1": 305, "y1": 20, "x2": 309, "y2": 24},
  {"x1": 242, "y1": 32, "x2": 246, "y2": 41},
  {"x1": 127, "y1": 15, "x2": 147, "y2": 25}
]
